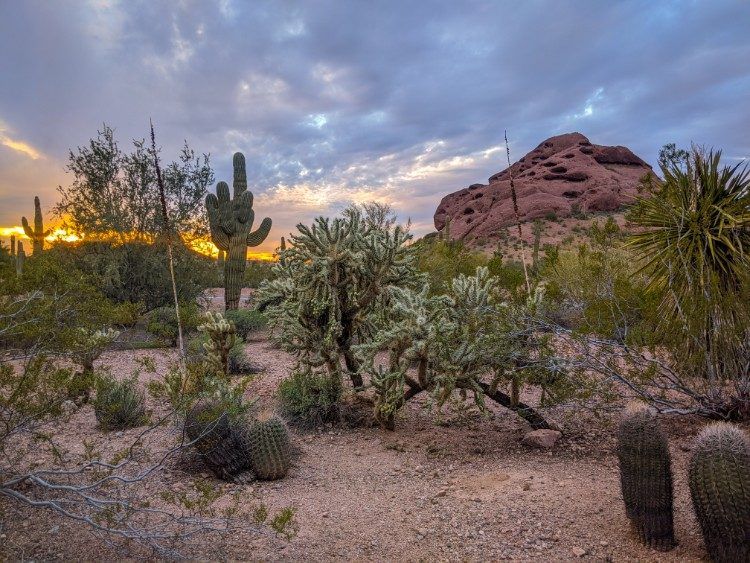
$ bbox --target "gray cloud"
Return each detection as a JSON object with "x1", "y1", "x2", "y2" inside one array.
[{"x1": 1, "y1": 0, "x2": 749, "y2": 249}]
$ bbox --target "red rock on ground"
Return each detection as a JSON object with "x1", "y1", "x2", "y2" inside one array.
[{"x1": 433, "y1": 132, "x2": 654, "y2": 241}]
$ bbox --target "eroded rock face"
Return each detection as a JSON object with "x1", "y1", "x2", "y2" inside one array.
[{"x1": 434, "y1": 132, "x2": 653, "y2": 241}]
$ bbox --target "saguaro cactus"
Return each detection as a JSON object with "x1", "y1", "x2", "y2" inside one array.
[
  {"x1": 689, "y1": 423, "x2": 750, "y2": 563},
  {"x1": 10, "y1": 234, "x2": 16, "y2": 257},
  {"x1": 205, "y1": 153, "x2": 272, "y2": 310},
  {"x1": 15, "y1": 241, "x2": 25, "y2": 276},
  {"x1": 22, "y1": 196, "x2": 51, "y2": 254},
  {"x1": 617, "y1": 404, "x2": 676, "y2": 551}
]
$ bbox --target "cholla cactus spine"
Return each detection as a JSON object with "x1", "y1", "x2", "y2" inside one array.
[
  {"x1": 689, "y1": 423, "x2": 750, "y2": 563},
  {"x1": 616, "y1": 404, "x2": 676, "y2": 551},
  {"x1": 22, "y1": 196, "x2": 51, "y2": 254},
  {"x1": 205, "y1": 153, "x2": 272, "y2": 310},
  {"x1": 198, "y1": 311, "x2": 237, "y2": 376},
  {"x1": 245, "y1": 415, "x2": 291, "y2": 480}
]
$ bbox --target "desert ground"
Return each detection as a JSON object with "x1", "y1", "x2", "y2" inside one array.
[{"x1": 0, "y1": 330, "x2": 726, "y2": 562}]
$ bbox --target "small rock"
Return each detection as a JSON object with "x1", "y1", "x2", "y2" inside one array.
[
  {"x1": 572, "y1": 547, "x2": 587, "y2": 557},
  {"x1": 61, "y1": 400, "x2": 76, "y2": 417},
  {"x1": 599, "y1": 540, "x2": 609, "y2": 547},
  {"x1": 522, "y1": 429, "x2": 562, "y2": 449},
  {"x1": 48, "y1": 525, "x2": 59, "y2": 535}
]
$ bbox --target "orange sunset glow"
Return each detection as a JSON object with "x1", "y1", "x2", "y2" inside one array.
[{"x1": 0, "y1": 225, "x2": 277, "y2": 261}]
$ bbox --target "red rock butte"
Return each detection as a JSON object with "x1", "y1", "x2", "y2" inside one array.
[{"x1": 433, "y1": 132, "x2": 654, "y2": 241}]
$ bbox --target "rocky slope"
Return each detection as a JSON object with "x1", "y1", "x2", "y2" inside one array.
[{"x1": 433, "y1": 132, "x2": 654, "y2": 242}]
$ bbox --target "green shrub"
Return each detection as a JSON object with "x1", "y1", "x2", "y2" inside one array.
[
  {"x1": 243, "y1": 260, "x2": 275, "y2": 289},
  {"x1": 187, "y1": 334, "x2": 260, "y2": 376},
  {"x1": 93, "y1": 375, "x2": 148, "y2": 431},
  {"x1": 413, "y1": 237, "x2": 487, "y2": 293},
  {"x1": 110, "y1": 301, "x2": 144, "y2": 328},
  {"x1": 278, "y1": 370, "x2": 340, "y2": 427},
  {"x1": 146, "y1": 303, "x2": 200, "y2": 345},
  {"x1": 225, "y1": 309, "x2": 266, "y2": 339}
]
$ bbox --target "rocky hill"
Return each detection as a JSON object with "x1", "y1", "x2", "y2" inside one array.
[{"x1": 433, "y1": 132, "x2": 654, "y2": 243}]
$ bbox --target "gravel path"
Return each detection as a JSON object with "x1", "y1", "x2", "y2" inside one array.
[{"x1": 0, "y1": 335, "x2": 722, "y2": 561}]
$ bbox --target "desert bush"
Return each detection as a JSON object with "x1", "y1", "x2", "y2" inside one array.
[
  {"x1": 225, "y1": 308, "x2": 266, "y2": 339},
  {"x1": 243, "y1": 260, "x2": 275, "y2": 289},
  {"x1": 146, "y1": 303, "x2": 200, "y2": 345},
  {"x1": 94, "y1": 374, "x2": 148, "y2": 431},
  {"x1": 110, "y1": 301, "x2": 145, "y2": 327},
  {"x1": 278, "y1": 368, "x2": 340, "y2": 427},
  {"x1": 45, "y1": 241, "x2": 217, "y2": 310},
  {"x1": 412, "y1": 236, "x2": 487, "y2": 293}
]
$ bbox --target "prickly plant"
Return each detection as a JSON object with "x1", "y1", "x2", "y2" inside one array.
[
  {"x1": 197, "y1": 311, "x2": 237, "y2": 376},
  {"x1": 22, "y1": 196, "x2": 51, "y2": 253},
  {"x1": 205, "y1": 153, "x2": 272, "y2": 310},
  {"x1": 689, "y1": 423, "x2": 750, "y2": 563},
  {"x1": 10, "y1": 234, "x2": 15, "y2": 257},
  {"x1": 184, "y1": 400, "x2": 252, "y2": 482},
  {"x1": 15, "y1": 241, "x2": 25, "y2": 276},
  {"x1": 94, "y1": 375, "x2": 148, "y2": 431},
  {"x1": 217, "y1": 249, "x2": 226, "y2": 276},
  {"x1": 244, "y1": 414, "x2": 291, "y2": 480},
  {"x1": 616, "y1": 404, "x2": 676, "y2": 551}
]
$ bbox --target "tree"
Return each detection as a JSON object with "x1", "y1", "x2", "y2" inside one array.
[{"x1": 55, "y1": 124, "x2": 213, "y2": 244}]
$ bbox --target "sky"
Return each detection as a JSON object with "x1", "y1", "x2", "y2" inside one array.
[{"x1": 1, "y1": 0, "x2": 749, "y2": 253}]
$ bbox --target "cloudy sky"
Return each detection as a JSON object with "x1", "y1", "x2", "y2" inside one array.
[{"x1": 1, "y1": 0, "x2": 749, "y2": 252}]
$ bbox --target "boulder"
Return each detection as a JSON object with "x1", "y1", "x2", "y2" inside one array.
[{"x1": 522, "y1": 429, "x2": 562, "y2": 449}]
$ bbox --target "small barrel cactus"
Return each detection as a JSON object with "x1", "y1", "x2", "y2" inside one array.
[
  {"x1": 184, "y1": 400, "x2": 252, "y2": 482},
  {"x1": 689, "y1": 423, "x2": 750, "y2": 563},
  {"x1": 244, "y1": 414, "x2": 291, "y2": 480},
  {"x1": 616, "y1": 404, "x2": 676, "y2": 551}
]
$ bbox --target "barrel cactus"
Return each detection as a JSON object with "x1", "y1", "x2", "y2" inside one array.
[
  {"x1": 184, "y1": 400, "x2": 252, "y2": 482},
  {"x1": 205, "y1": 152, "x2": 272, "y2": 310},
  {"x1": 689, "y1": 423, "x2": 750, "y2": 563},
  {"x1": 244, "y1": 414, "x2": 291, "y2": 480},
  {"x1": 22, "y1": 196, "x2": 51, "y2": 254},
  {"x1": 616, "y1": 404, "x2": 676, "y2": 551}
]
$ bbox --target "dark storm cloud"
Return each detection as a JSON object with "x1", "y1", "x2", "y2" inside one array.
[{"x1": 1, "y1": 0, "x2": 749, "y2": 246}]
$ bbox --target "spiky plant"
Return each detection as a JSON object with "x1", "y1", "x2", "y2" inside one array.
[
  {"x1": 15, "y1": 241, "x2": 25, "y2": 276},
  {"x1": 94, "y1": 375, "x2": 148, "y2": 431},
  {"x1": 184, "y1": 400, "x2": 252, "y2": 482},
  {"x1": 616, "y1": 404, "x2": 676, "y2": 551},
  {"x1": 244, "y1": 414, "x2": 291, "y2": 480},
  {"x1": 197, "y1": 311, "x2": 237, "y2": 377},
  {"x1": 22, "y1": 196, "x2": 51, "y2": 254},
  {"x1": 689, "y1": 423, "x2": 750, "y2": 563},
  {"x1": 205, "y1": 153, "x2": 272, "y2": 310},
  {"x1": 628, "y1": 148, "x2": 750, "y2": 401}
]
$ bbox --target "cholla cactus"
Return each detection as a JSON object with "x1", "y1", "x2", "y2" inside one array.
[
  {"x1": 72, "y1": 327, "x2": 120, "y2": 373},
  {"x1": 689, "y1": 423, "x2": 750, "y2": 563},
  {"x1": 205, "y1": 153, "x2": 272, "y2": 310},
  {"x1": 22, "y1": 196, "x2": 51, "y2": 254},
  {"x1": 617, "y1": 404, "x2": 675, "y2": 551},
  {"x1": 258, "y1": 208, "x2": 418, "y2": 395},
  {"x1": 197, "y1": 311, "x2": 237, "y2": 377}
]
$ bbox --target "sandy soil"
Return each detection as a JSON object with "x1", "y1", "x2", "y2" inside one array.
[{"x1": 0, "y1": 334, "x2": 728, "y2": 561}]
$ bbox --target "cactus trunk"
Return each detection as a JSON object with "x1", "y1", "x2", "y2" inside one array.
[
  {"x1": 617, "y1": 405, "x2": 676, "y2": 551},
  {"x1": 205, "y1": 153, "x2": 272, "y2": 311},
  {"x1": 15, "y1": 242, "x2": 25, "y2": 276},
  {"x1": 22, "y1": 196, "x2": 50, "y2": 254},
  {"x1": 689, "y1": 423, "x2": 750, "y2": 563}
]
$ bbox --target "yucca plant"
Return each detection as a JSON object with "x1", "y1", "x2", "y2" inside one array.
[{"x1": 628, "y1": 147, "x2": 750, "y2": 418}]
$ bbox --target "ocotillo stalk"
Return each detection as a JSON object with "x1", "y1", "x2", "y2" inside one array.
[
  {"x1": 22, "y1": 196, "x2": 51, "y2": 254},
  {"x1": 150, "y1": 120, "x2": 186, "y2": 365},
  {"x1": 504, "y1": 131, "x2": 531, "y2": 294}
]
